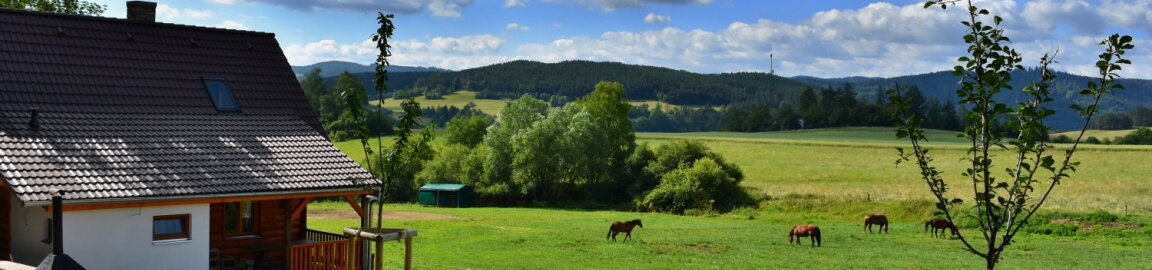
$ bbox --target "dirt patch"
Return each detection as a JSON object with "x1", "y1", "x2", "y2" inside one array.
[
  {"x1": 309, "y1": 209, "x2": 457, "y2": 221},
  {"x1": 1051, "y1": 218, "x2": 1143, "y2": 231}
]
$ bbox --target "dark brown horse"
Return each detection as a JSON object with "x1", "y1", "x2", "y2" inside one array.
[
  {"x1": 788, "y1": 224, "x2": 822, "y2": 247},
  {"x1": 863, "y1": 214, "x2": 889, "y2": 234},
  {"x1": 925, "y1": 218, "x2": 958, "y2": 238},
  {"x1": 607, "y1": 219, "x2": 643, "y2": 242}
]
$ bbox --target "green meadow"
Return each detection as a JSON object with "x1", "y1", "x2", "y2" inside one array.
[
  {"x1": 318, "y1": 127, "x2": 1152, "y2": 269},
  {"x1": 372, "y1": 91, "x2": 508, "y2": 116}
]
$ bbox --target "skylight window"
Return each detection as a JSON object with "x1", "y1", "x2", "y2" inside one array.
[{"x1": 203, "y1": 78, "x2": 239, "y2": 112}]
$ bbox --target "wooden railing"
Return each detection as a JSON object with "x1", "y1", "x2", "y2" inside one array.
[
  {"x1": 291, "y1": 231, "x2": 361, "y2": 270},
  {"x1": 305, "y1": 229, "x2": 347, "y2": 242}
]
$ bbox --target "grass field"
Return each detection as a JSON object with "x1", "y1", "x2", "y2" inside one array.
[
  {"x1": 307, "y1": 202, "x2": 1150, "y2": 269},
  {"x1": 319, "y1": 127, "x2": 1151, "y2": 269},
  {"x1": 372, "y1": 91, "x2": 507, "y2": 116},
  {"x1": 1051, "y1": 129, "x2": 1137, "y2": 141},
  {"x1": 638, "y1": 127, "x2": 1152, "y2": 215}
]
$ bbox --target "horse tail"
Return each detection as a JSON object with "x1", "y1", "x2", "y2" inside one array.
[
  {"x1": 813, "y1": 226, "x2": 822, "y2": 247},
  {"x1": 607, "y1": 225, "x2": 613, "y2": 240},
  {"x1": 924, "y1": 220, "x2": 930, "y2": 233}
]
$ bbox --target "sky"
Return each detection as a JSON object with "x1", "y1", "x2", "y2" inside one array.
[{"x1": 98, "y1": 0, "x2": 1152, "y2": 79}]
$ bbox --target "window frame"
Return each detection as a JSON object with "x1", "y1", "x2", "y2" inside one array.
[
  {"x1": 202, "y1": 77, "x2": 240, "y2": 113},
  {"x1": 223, "y1": 201, "x2": 260, "y2": 237},
  {"x1": 152, "y1": 214, "x2": 191, "y2": 241}
]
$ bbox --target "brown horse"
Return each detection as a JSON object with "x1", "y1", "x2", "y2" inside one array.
[
  {"x1": 607, "y1": 219, "x2": 643, "y2": 242},
  {"x1": 863, "y1": 214, "x2": 889, "y2": 234},
  {"x1": 925, "y1": 218, "x2": 958, "y2": 238},
  {"x1": 788, "y1": 224, "x2": 822, "y2": 247}
]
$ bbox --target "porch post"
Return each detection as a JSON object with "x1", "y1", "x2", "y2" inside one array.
[
  {"x1": 284, "y1": 199, "x2": 292, "y2": 268},
  {"x1": 360, "y1": 195, "x2": 370, "y2": 269}
]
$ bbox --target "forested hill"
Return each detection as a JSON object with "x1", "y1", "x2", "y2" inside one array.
[
  {"x1": 797, "y1": 70, "x2": 1152, "y2": 131},
  {"x1": 410, "y1": 60, "x2": 811, "y2": 106},
  {"x1": 292, "y1": 61, "x2": 451, "y2": 78}
]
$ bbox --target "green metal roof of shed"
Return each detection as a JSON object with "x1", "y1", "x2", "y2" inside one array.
[{"x1": 419, "y1": 184, "x2": 468, "y2": 191}]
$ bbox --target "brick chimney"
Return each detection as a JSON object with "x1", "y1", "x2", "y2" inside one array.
[{"x1": 126, "y1": 1, "x2": 157, "y2": 22}]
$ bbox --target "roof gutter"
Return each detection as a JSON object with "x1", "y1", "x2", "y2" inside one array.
[{"x1": 21, "y1": 188, "x2": 368, "y2": 208}]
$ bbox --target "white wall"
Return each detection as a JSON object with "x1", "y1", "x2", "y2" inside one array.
[
  {"x1": 9, "y1": 193, "x2": 52, "y2": 265},
  {"x1": 11, "y1": 201, "x2": 209, "y2": 270}
]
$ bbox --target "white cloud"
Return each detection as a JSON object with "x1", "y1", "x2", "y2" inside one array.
[
  {"x1": 243, "y1": 0, "x2": 472, "y2": 17},
  {"x1": 216, "y1": 20, "x2": 248, "y2": 30},
  {"x1": 552, "y1": 0, "x2": 712, "y2": 11},
  {"x1": 506, "y1": 23, "x2": 530, "y2": 31},
  {"x1": 505, "y1": 0, "x2": 527, "y2": 7},
  {"x1": 156, "y1": 4, "x2": 215, "y2": 21},
  {"x1": 282, "y1": 1, "x2": 1152, "y2": 79},
  {"x1": 643, "y1": 13, "x2": 670, "y2": 24},
  {"x1": 430, "y1": 0, "x2": 469, "y2": 18},
  {"x1": 283, "y1": 39, "x2": 378, "y2": 66},
  {"x1": 208, "y1": 0, "x2": 237, "y2": 4}
]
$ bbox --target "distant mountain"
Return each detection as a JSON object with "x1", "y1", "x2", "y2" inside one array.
[
  {"x1": 321, "y1": 71, "x2": 442, "y2": 99},
  {"x1": 411, "y1": 60, "x2": 812, "y2": 106},
  {"x1": 292, "y1": 61, "x2": 451, "y2": 78},
  {"x1": 799, "y1": 70, "x2": 1152, "y2": 130}
]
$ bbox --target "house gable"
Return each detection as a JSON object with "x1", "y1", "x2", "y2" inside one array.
[{"x1": 0, "y1": 7, "x2": 376, "y2": 205}]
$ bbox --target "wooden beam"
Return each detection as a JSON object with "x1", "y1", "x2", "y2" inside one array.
[
  {"x1": 47, "y1": 190, "x2": 370, "y2": 211},
  {"x1": 290, "y1": 197, "x2": 312, "y2": 220},
  {"x1": 342, "y1": 194, "x2": 366, "y2": 218}
]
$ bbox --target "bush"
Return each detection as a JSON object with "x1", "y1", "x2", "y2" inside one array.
[
  {"x1": 1050, "y1": 134, "x2": 1072, "y2": 143},
  {"x1": 642, "y1": 158, "x2": 742, "y2": 214},
  {"x1": 1115, "y1": 127, "x2": 1152, "y2": 145}
]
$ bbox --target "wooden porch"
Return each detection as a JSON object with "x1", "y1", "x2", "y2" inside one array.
[{"x1": 210, "y1": 194, "x2": 368, "y2": 270}]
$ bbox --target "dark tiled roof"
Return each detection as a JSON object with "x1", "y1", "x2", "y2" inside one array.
[{"x1": 0, "y1": 8, "x2": 375, "y2": 202}]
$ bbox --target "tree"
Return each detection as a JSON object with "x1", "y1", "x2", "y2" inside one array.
[
  {"x1": 891, "y1": 1, "x2": 1134, "y2": 269},
  {"x1": 1115, "y1": 127, "x2": 1152, "y2": 145},
  {"x1": 444, "y1": 115, "x2": 492, "y2": 147},
  {"x1": 1, "y1": 0, "x2": 104, "y2": 15}
]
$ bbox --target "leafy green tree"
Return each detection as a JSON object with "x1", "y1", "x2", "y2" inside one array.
[
  {"x1": 891, "y1": 1, "x2": 1134, "y2": 269},
  {"x1": 576, "y1": 81, "x2": 636, "y2": 175},
  {"x1": 481, "y1": 95, "x2": 550, "y2": 197},
  {"x1": 1115, "y1": 127, "x2": 1152, "y2": 145},
  {"x1": 444, "y1": 115, "x2": 492, "y2": 147},
  {"x1": 1, "y1": 0, "x2": 104, "y2": 15}
]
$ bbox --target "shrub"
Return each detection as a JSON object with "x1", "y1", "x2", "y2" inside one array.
[{"x1": 642, "y1": 158, "x2": 741, "y2": 214}]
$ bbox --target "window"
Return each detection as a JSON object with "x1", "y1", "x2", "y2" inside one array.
[
  {"x1": 153, "y1": 214, "x2": 191, "y2": 241},
  {"x1": 202, "y1": 78, "x2": 239, "y2": 112},
  {"x1": 224, "y1": 202, "x2": 258, "y2": 235}
]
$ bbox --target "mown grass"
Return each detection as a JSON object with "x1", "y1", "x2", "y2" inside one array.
[
  {"x1": 307, "y1": 202, "x2": 1151, "y2": 270},
  {"x1": 638, "y1": 127, "x2": 1152, "y2": 215},
  {"x1": 319, "y1": 127, "x2": 1152, "y2": 269},
  {"x1": 371, "y1": 91, "x2": 507, "y2": 116},
  {"x1": 1051, "y1": 129, "x2": 1136, "y2": 141}
]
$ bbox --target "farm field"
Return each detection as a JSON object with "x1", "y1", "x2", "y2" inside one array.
[
  {"x1": 372, "y1": 91, "x2": 507, "y2": 116},
  {"x1": 320, "y1": 128, "x2": 1152, "y2": 269},
  {"x1": 638, "y1": 127, "x2": 1152, "y2": 214}
]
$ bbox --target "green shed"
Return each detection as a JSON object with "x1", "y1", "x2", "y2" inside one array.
[{"x1": 418, "y1": 184, "x2": 474, "y2": 207}]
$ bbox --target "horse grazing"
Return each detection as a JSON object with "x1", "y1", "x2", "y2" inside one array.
[
  {"x1": 863, "y1": 214, "x2": 889, "y2": 234},
  {"x1": 788, "y1": 224, "x2": 822, "y2": 247},
  {"x1": 607, "y1": 219, "x2": 643, "y2": 242},
  {"x1": 925, "y1": 218, "x2": 958, "y2": 238}
]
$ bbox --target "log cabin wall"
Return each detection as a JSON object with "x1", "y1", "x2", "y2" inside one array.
[
  {"x1": 0, "y1": 184, "x2": 10, "y2": 257},
  {"x1": 209, "y1": 198, "x2": 307, "y2": 262}
]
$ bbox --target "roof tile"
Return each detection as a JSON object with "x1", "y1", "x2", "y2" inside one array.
[{"x1": 0, "y1": 9, "x2": 375, "y2": 203}]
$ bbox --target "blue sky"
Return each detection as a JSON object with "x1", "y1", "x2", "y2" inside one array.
[{"x1": 99, "y1": 0, "x2": 1152, "y2": 79}]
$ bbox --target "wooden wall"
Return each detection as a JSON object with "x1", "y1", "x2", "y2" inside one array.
[
  {"x1": 0, "y1": 183, "x2": 10, "y2": 257},
  {"x1": 209, "y1": 198, "x2": 307, "y2": 263}
]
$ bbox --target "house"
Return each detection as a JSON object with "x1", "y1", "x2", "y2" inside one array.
[{"x1": 0, "y1": 2, "x2": 375, "y2": 269}]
